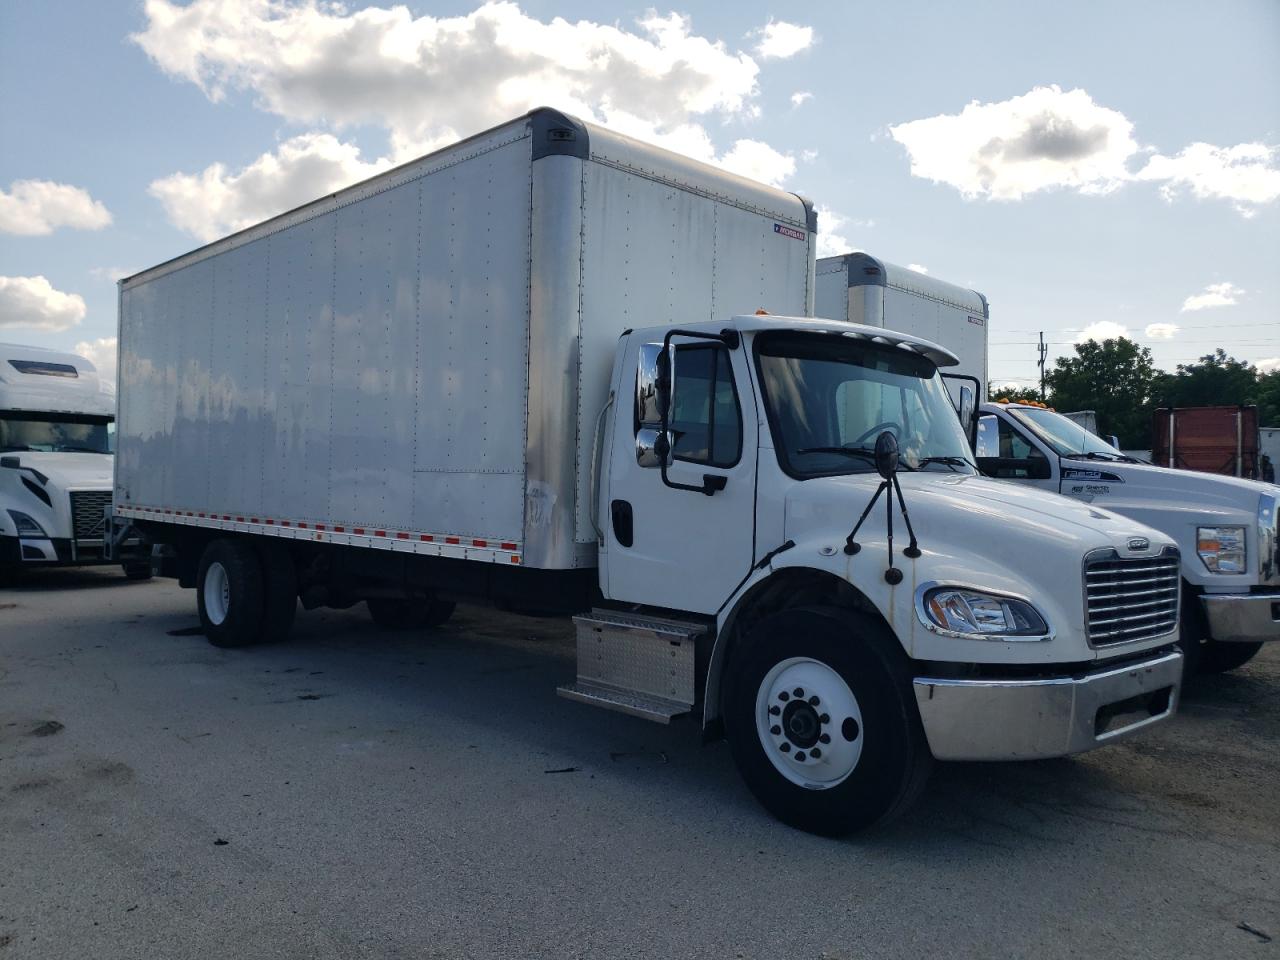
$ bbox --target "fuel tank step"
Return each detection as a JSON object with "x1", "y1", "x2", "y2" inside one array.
[{"x1": 556, "y1": 609, "x2": 707, "y2": 724}]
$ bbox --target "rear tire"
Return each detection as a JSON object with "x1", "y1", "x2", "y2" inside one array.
[
  {"x1": 122, "y1": 561, "x2": 153, "y2": 581},
  {"x1": 256, "y1": 539, "x2": 297, "y2": 644},
  {"x1": 725, "y1": 606, "x2": 932, "y2": 836},
  {"x1": 366, "y1": 597, "x2": 455, "y2": 630},
  {"x1": 1197, "y1": 639, "x2": 1264, "y2": 674},
  {"x1": 196, "y1": 539, "x2": 265, "y2": 648}
]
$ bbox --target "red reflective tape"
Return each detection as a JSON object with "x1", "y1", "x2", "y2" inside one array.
[
  {"x1": 445, "y1": 536, "x2": 460, "y2": 545},
  {"x1": 236, "y1": 517, "x2": 245, "y2": 523},
  {"x1": 420, "y1": 534, "x2": 433, "y2": 542},
  {"x1": 250, "y1": 518, "x2": 259, "y2": 524},
  {"x1": 375, "y1": 530, "x2": 386, "y2": 537},
  {"x1": 198, "y1": 513, "x2": 206, "y2": 518},
  {"x1": 500, "y1": 542, "x2": 517, "y2": 551},
  {"x1": 510, "y1": 556, "x2": 520, "y2": 564},
  {"x1": 281, "y1": 521, "x2": 291, "y2": 527},
  {"x1": 353, "y1": 527, "x2": 365, "y2": 535},
  {"x1": 396, "y1": 532, "x2": 410, "y2": 540},
  {"x1": 333, "y1": 526, "x2": 345, "y2": 533},
  {"x1": 315, "y1": 524, "x2": 326, "y2": 531},
  {"x1": 298, "y1": 522, "x2": 308, "y2": 529},
  {"x1": 472, "y1": 539, "x2": 487, "y2": 548},
  {"x1": 222, "y1": 515, "x2": 231, "y2": 521},
  {"x1": 265, "y1": 518, "x2": 274, "y2": 525}
]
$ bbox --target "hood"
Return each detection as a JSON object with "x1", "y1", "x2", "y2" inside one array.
[
  {"x1": 786, "y1": 470, "x2": 1168, "y2": 555},
  {"x1": 1067, "y1": 459, "x2": 1277, "y2": 517},
  {"x1": 3, "y1": 451, "x2": 114, "y2": 490}
]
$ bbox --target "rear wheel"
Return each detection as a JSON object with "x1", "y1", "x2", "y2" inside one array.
[
  {"x1": 366, "y1": 597, "x2": 455, "y2": 630},
  {"x1": 196, "y1": 539, "x2": 265, "y2": 648},
  {"x1": 725, "y1": 606, "x2": 932, "y2": 836}
]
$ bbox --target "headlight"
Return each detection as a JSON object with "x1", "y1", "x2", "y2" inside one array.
[
  {"x1": 7, "y1": 509, "x2": 49, "y2": 538},
  {"x1": 1197, "y1": 526, "x2": 1246, "y2": 574},
  {"x1": 921, "y1": 587, "x2": 1049, "y2": 637}
]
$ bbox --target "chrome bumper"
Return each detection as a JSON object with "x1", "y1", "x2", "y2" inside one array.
[
  {"x1": 913, "y1": 649, "x2": 1182, "y2": 761},
  {"x1": 1201, "y1": 593, "x2": 1280, "y2": 643}
]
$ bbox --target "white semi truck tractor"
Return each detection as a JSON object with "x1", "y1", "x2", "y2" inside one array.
[
  {"x1": 114, "y1": 110, "x2": 1183, "y2": 835},
  {"x1": 0, "y1": 343, "x2": 149, "y2": 580},
  {"x1": 816, "y1": 253, "x2": 1280, "y2": 676}
]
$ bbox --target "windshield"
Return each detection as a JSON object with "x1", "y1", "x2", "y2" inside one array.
[
  {"x1": 1008, "y1": 407, "x2": 1122, "y2": 459},
  {"x1": 0, "y1": 411, "x2": 113, "y2": 454},
  {"x1": 755, "y1": 332, "x2": 976, "y2": 478}
]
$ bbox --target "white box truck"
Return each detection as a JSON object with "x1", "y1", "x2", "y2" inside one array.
[
  {"x1": 1, "y1": 343, "x2": 149, "y2": 580},
  {"x1": 818, "y1": 252, "x2": 1280, "y2": 676},
  {"x1": 114, "y1": 110, "x2": 1184, "y2": 835}
]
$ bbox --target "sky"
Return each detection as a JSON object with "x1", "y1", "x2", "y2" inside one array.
[{"x1": 1, "y1": 0, "x2": 1277, "y2": 390}]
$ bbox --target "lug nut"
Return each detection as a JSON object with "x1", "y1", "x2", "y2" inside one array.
[
  {"x1": 780, "y1": 742, "x2": 791, "y2": 753},
  {"x1": 808, "y1": 695, "x2": 820, "y2": 706},
  {"x1": 819, "y1": 713, "x2": 830, "y2": 724},
  {"x1": 793, "y1": 688, "x2": 805, "y2": 698},
  {"x1": 794, "y1": 751, "x2": 806, "y2": 762},
  {"x1": 778, "y1": 691, "x2": 789, "y2": 702},
  {"x1": 770, "y1": 725, "x2": 781, "y2": 736},
  {"x1": 810, "y1": 747, "x2": 822, "y2": 759},
  {"x1": 819, "y1": 733, "x2": 830, "y2": 744},
  {"x1": 768, "y1": 705, "x2": 780, "y2": 716}
]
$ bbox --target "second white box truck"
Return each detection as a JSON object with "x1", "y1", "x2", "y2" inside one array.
[{"x1": 114, "y1": 110, "x2": 1184, "y2": 835}]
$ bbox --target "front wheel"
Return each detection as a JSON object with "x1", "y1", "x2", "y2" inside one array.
[
  {"x1": 725, "y1": 606, "x2": 932, "y2": 836},
  {"x1": 1197, "y1": 639, "x2": 1264, "y2": 674}
]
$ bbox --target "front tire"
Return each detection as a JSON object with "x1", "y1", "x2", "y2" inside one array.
[
  {"x1": 196, "y1": 539, "x2": 265, "y2": 648},
  {"x1": 725, "y1": 606, "x2": 932, "y2": 836},
  {"x1": 1197, "y1": 639, "x2": 1264, "y2": 674}
]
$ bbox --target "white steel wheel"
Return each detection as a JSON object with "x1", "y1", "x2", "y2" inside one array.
[
  {"x1": 203, "y1": 560, "x2": 231, "y2": 626},
  {"x1": 755, "y1": 656, "x2": 864, "y2": 789}
]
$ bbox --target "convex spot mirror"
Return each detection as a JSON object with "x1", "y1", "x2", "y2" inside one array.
[{"x1": 874, "y1": 431, "x2": 899, "y2": 479}]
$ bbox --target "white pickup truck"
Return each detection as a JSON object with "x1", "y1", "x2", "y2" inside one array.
[
  {"x1": 977, "y1": 401, "x2": 1280, "y2": 673},
  {"x1": 0, "y1": 343, "x2": 149, "y2": 580},
  {"x1": 114, "y1": 109, "x2": 1184, "y2": 835}
]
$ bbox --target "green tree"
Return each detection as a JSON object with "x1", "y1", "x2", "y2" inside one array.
[
  {"x1": 1044, "y1": 337, "x2": 1156, "y2": 448},
  {"x1": 1152, "y1": 349, "x2": 1259, "y2": 409},
  {"x1": 1252, "y1": 369, "x2": 1280, "y2": 427},
  {"x1": 988, "y1": 383, "x2": 1042, "y2": 403}
]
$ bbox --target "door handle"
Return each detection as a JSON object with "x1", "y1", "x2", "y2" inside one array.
[{"x1": 611, "y1": 500, "x2": 634, "y2": 547}]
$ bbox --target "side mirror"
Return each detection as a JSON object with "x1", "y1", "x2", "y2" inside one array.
[
  {"x1": 636, "y1": 343, "x2": 663, "y2": 426},
  {"x1": 874, "y1": 431, "x2": 899, "y2": 479},
  {"x1": 958, "y1": 385, "x2": 977, "y2": 448},
  {"x1": 1107, "y1": 435, "x2": 1121, "y2": 450},
  {"x1": 635, "y1": 342, "x2": 674, "y2": 468}
]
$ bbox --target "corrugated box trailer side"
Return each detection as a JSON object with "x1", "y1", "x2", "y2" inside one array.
[{"x1": 116, "y1": 109, "x2": 815, "y2": 577}]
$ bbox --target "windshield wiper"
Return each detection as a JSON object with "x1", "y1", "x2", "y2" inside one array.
[
  {"x1": 915, "y1": 455, "x2": 973, "y2": 472},
  {"x1": 56, "y1": 446, "x2": 108, "y2": 454},
  {"x1": 797, "y1": 445, "x2": 877, "y2": 460}
]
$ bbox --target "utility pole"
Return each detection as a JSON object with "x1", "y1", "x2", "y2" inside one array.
[{"x1": 1037, "y1": 331, "x2": 1048, "y2": 401}]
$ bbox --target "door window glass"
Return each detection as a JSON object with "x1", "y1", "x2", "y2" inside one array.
[{"x1": 671, "y1": 345, "x2": 741, "y2": 468}]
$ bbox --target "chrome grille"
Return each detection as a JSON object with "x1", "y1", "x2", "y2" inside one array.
[
  {"x1": 70, "y1": 490, "x2": 111, "y2": 541},
  {"x1": 1085, "y1": 550, "x2": 1180, "y2": 646}
]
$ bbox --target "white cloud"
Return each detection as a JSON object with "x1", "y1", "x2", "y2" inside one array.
[
  {"x1": 753, "y1": 20, "x2": 814, "y2": 60},
  {"x1": 90, "y1": 266, "x2": 136, "y2": 283},
  {"x1": 0, "y1": 276, "x2": 87, "y2": 331},
  {"x1": 1138, "y1": 142, "x2": 1280, "y2": 217},
  {"x1": 1181, "y1": 281, "x2": 1243, "y2": 312},
  {"x1": 135, "y1": 1, "x2": 811, "y2": 235},
  {"x1": 149, "y1": 133, "x2": 391, "y2": 242},
  {"x1": 888, "y1": 85, "x2": 1139, "y2": 200},
  {"x1": 74, "y1": 336, "x2": 118, "y2": 384},
  {"x1": 906, "y1": 263, "x2": 928, "y2": 274},
  {"x1": 791, "y1": 91, "x2": 813, "y2": 108},
  {"x1": 0, "y1": 179, "x2": 112, "y2": 236},
  {"x1": 815, "y1": 205, "x2": 858, "y2": 258},
  {"x1": 1256, "y1": 357, "x2": 1280, "y2": 374},
  {"x1": 718, "y1": 139, "x2": 795, "y2": 186},
  {"x1": 1144, "y1": 322, "x2": 1178, "y2": 339},
  {"x1": 134, "y1": 1, "x2": 762, "y2": 161},
  {"x1": 1075, "y1": 320, "x2": 1129, "y2": 343}
]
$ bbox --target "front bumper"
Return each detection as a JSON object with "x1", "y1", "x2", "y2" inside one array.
[
  {"x1": 1201, "y1": 593, "x2": 1280, "y2": 643},
  {"x1": 913, "y1": 649, "x2": 1182, "y2": 761},
  {"x1": 0, "y1": 534, "x2": 145, "y2": 568}
]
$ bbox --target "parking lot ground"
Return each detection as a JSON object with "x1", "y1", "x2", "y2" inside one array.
[{"x1": 1, "y1": 569, "x2": 1277, "y2": 959}]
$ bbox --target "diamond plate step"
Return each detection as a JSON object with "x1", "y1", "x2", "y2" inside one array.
[{"x1": 557, "y1": 681, "x2": 691, "y2": 724}]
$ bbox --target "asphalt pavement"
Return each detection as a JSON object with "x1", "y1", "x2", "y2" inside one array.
[{"x1": 1, "y1": 569, "x2": 1277, "y2": 959}]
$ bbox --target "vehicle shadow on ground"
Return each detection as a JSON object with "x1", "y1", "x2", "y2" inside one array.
[
  {"x1": 0, "y1": 567, "x2": 145, "y2": 595},
  {"x1": 141, "y1": 600, "x2": 1277, "y2": 856}
]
